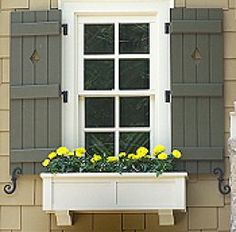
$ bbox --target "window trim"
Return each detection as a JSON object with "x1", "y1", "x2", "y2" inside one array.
[{"x1": 59, "y1": 0, "x2": 174, "y2": 151}]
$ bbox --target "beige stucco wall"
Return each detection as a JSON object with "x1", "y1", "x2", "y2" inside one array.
[{"x1": 0, "y1": 0, "x2": 235, "y2": 231}]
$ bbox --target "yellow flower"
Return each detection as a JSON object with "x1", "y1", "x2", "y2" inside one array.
[
  {"x1": 42, "y1": 159, "x2": 50, "y2": 167},
  {"x1": 172, "y1": 149, "x2": 182, "y2": 159},
  {"x1": 136, "y1": 147, "x2": 148, "y2": 157},
  {"x1": 91, "y1": 154, "x2": 102, "y2": 163},
  {"x1": 145, "y1": 155, "x2": 151, "y2": 159},
  {"x1": 128, "y1": 153, "x2": 136, "y2": 159},
  {"x1": 119, "y1": 152, "x2": 127, "y2": 158},
  {"x1": 56, "y1": 146, "x2": 69, "y2": 156},
  {"x1": 75, "y1": 147, "x2": 86, "y2": 157},
  {"x1": 157, "y1": 153, "x2": 168, "y2": 160},
  {"x1": 67, "y1": 151, "x2": 74, "y2": 156},
  {"x1": 48, "y1": 152, "x2": 57, "y2": 160},
  {"x1": 107, "y1": 156, "x2": 119, "y2": 162},
  {"x1": 153, "y1": 144, "x2": 166, "y2": 155}
]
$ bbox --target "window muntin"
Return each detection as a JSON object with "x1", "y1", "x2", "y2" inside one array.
[{"x1": 79, "y1": 17, "x2": 155, "y2": 156}]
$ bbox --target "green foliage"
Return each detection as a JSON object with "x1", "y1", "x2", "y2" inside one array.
[{"x1": 42, "y1": 145, "x2": 182, "y2": 175}]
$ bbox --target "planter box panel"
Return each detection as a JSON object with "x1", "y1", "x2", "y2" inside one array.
[{"x1": 53, "y1": 182, "x2": 115, "y2": 210}]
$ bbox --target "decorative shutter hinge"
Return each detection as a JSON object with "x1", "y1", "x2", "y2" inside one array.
[
  {"x1": 61, "y1": 24, "x2": 68, "y2": 36},
  {"x1": 61, "y1": 91, "x2": 68, "y2": 103},
  {"x1": 165, "y1": 90, "x2": 171, "y2": 103},
  {"x1": 165, "y1": 23, "x2": 170, "y2": 34}
]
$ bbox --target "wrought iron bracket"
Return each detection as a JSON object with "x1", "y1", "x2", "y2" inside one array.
[
  {"x1": 3, "y1": 167, "x2": 22, "y2": 195},
  {"x1": 213, "y1": 167, "x2": 231, "y2": 195}
]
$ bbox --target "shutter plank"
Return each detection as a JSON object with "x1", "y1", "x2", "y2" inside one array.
[
  {"x1": 11, "y1": 84, "x2": 60, "y2": 99},
  {"x1": 48, "y1": 11, "x2": 61, "y2": 148},
  {"x1": 12, "y1": 22, "x2": 60, "y2": 36},
  {"x1": 172, "y1": 83, "x2": 223, "y2": 96},
  {"x1": 170, "y1": 20, "x2": 222, "y2": 33}
]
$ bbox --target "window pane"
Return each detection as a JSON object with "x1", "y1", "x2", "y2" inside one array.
[
  {"x1": 120, "y1": 97, "x2": 149, "y2": 127},
  {"x1": 119, "y1": 23, "x2": 149, "y2": 54},
  {"x1": 119, "y1": 59, "x2": 149, "y2": 90},
  {"x1": 120, "y1": 132, "x2": 150, "y2": 153},
  {"x1": 85, "y1": 132, "x2": 114, "y2": 156},
  {"x1": 85, "y1": 98, "x2": 114, "y2": 128},
  {"x1": 84, "y1": 59, "x2": 114, "y2": 90},
  {"x1": 84, "y1": 24, "x2": 114, "y2": 54}
]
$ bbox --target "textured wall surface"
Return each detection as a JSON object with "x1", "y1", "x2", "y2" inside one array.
[{"x1": 0, "y1": 0, "x2": 234, "y2": 231}]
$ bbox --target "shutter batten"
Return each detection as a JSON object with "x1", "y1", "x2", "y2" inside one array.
[
  {"x1": 10, "y1": 10, "x2": 62, "y2": 175},
  {"x1": 171, "y1": 8, "x2": 224, "y2": 174}
]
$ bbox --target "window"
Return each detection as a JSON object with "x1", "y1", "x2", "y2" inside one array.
[{"x1": 60, "y1": 0, "x2": 173, "y2": 153}]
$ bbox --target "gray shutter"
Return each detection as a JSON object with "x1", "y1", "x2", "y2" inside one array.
[
  {"x1": 170, "y1": 8, "x2": 224, "y2": 174},
  {"x1": 10, "y1": 10, "x2": 62, "y2": 174}
]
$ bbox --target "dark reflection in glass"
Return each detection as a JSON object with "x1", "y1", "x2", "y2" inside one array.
[
  {"x1": 120, "y1": 97, "x2": 150, "y2": 127},
  {"x1": 119, "y1": 59, "x2": 149, "y2": 90},
  {"x1": 85, "y1": 132, "x2": 114, "y2": 156},
  {"x1": 85, "y1": 98, "x2": 114, "y2": 128},
  {"x1": 119, "y1": 23, "x2": 149, "y2": 54},
  {"x1": 84, "y1": 59, "x2": 114, "y2": 90},
  {"x1": 119, "y1": 132, "x2": 150, "y2": 153},
  {"x1": 84, "y1": 24, "x2": 114, "y2": 54}
]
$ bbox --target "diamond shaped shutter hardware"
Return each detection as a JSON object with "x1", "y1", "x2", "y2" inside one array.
[
  {"x1": 30, "y1": 50, "x2": 40, "y2": 64},
  {"x1": 191, "y1": 48, "x2": 202, "y2": 63}
]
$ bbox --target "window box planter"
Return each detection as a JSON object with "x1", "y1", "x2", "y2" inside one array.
[{"x1": 40, "y1": 172, "x2": 187, "y2": 226}]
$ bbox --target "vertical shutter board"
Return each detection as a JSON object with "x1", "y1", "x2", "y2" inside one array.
[
  {"x1": 10, "y1": 101, "x2": 22, "y2": 149},
  {"x1": 35, "y1": 12, "x2": 48, "y2": 149},
  {"x1": 48, "y1": 11, "x2": 61, "y2": 148},
  {"x1": 183, "y1": 9, "x2": 197, "y2": 148},
  {"x1": 185, "y1": 161, "x2": 198, "y2": 174},
  {"x1": 10, "y1": 10, "x2": 62, "y2": 175},
  {"x1": 198, "y1": 161, "x2": 211, "y2": 173},
  {"x1": 196, "y1": 9, "x2": 210, "y2": 148},
  {"x1": 209, "y1": 9, "x2": 224, "y2": 149}
]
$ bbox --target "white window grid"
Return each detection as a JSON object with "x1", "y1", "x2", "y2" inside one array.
[{"x1": 77, "y1": 17, "x2": 157, "y2": 155}]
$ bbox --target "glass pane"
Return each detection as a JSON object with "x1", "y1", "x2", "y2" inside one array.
[
  {"x1": 119, "y1": 23, "x2": 149, "y2": 54},
  {"x1": 119, "y1": 132, "x2": 150, "y2": 153},
  {"x1": 120, "y1": 97, "x2": 149, "y2": 127},
  {"x1": 119, "y1": 59, "x2": 149, "y2": 90},
  {"x1": 85, "y1": 132, "x2": 114, "y2": 156},
  {"x1": 85, "y1": 98, "x2": 114, "y2": 128},
  {"x1": 84, "y1": 24, "x2": 114, "y2": 54},
  {"x1": 84, "y1": 59, "x2": 114, "y2": 90}
]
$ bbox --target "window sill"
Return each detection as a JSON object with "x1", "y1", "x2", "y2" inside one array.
[{"x1": 40, "y1": 172, "x2": 187, "y2": 226}]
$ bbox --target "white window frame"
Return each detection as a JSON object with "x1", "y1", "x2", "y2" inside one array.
[{"x1": 59, "y1": 0, "x2": 174, "y2": 152}]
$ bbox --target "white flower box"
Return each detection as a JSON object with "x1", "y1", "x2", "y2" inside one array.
[{"x1": 40, "y1": 172, "x2": 187, "y2": 226}]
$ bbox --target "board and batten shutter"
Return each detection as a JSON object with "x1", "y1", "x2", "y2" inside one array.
[
  {"x1": 170, "y1": 8, "x2": 224, "y2": 174},
  {"x1": 10, "y1": 10, "x2": 62, "y2": 174}
]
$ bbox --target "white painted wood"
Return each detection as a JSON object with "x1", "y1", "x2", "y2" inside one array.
[
  {"x1": 60, "y1": 0, "x2": 173, "y2": 151},
  {"x1": 55, "y1": 211, "x2": 72, "y2": 226},
  {"x1": 41, "y1": 172, "x2": 187, "y2": 226},
  {"x1": 158, "y1": 209, "x2": 174, "y2": 225}
]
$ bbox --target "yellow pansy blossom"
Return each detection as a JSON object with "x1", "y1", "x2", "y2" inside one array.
[
  {"x1": 153, "y1": 144, "x2": 166, "y2": 155},
  {"x1": 42, "y1": 159, "x2": 50, "y2": 167},
  {"x1": 157, "y1": 153, "x2": 168, "y2": 160},
  {"x1": 75, "y1": 147, "x2": 86, "y2": 157},
  {"x1": 136, "y1": 147, "x2": 148, "y2": 157},
  {"x1": 172, "y1": 149, "x2": 182, "y2": 159},
  {"x1": 56, "y1": 146, "x2": 69, "y2": 156},
  {"x1": 107, "y1": 156, "x2": 119, "y2": 162},
  {"x1": 48, "y1": 152, "x2": 57, "y2": 160},
  {"x1": 119, "y1": 152, "x2": 127, "y2": 158},
  {"x1": 91, "y1": 154, "x2": 102, "y2": 163}
]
